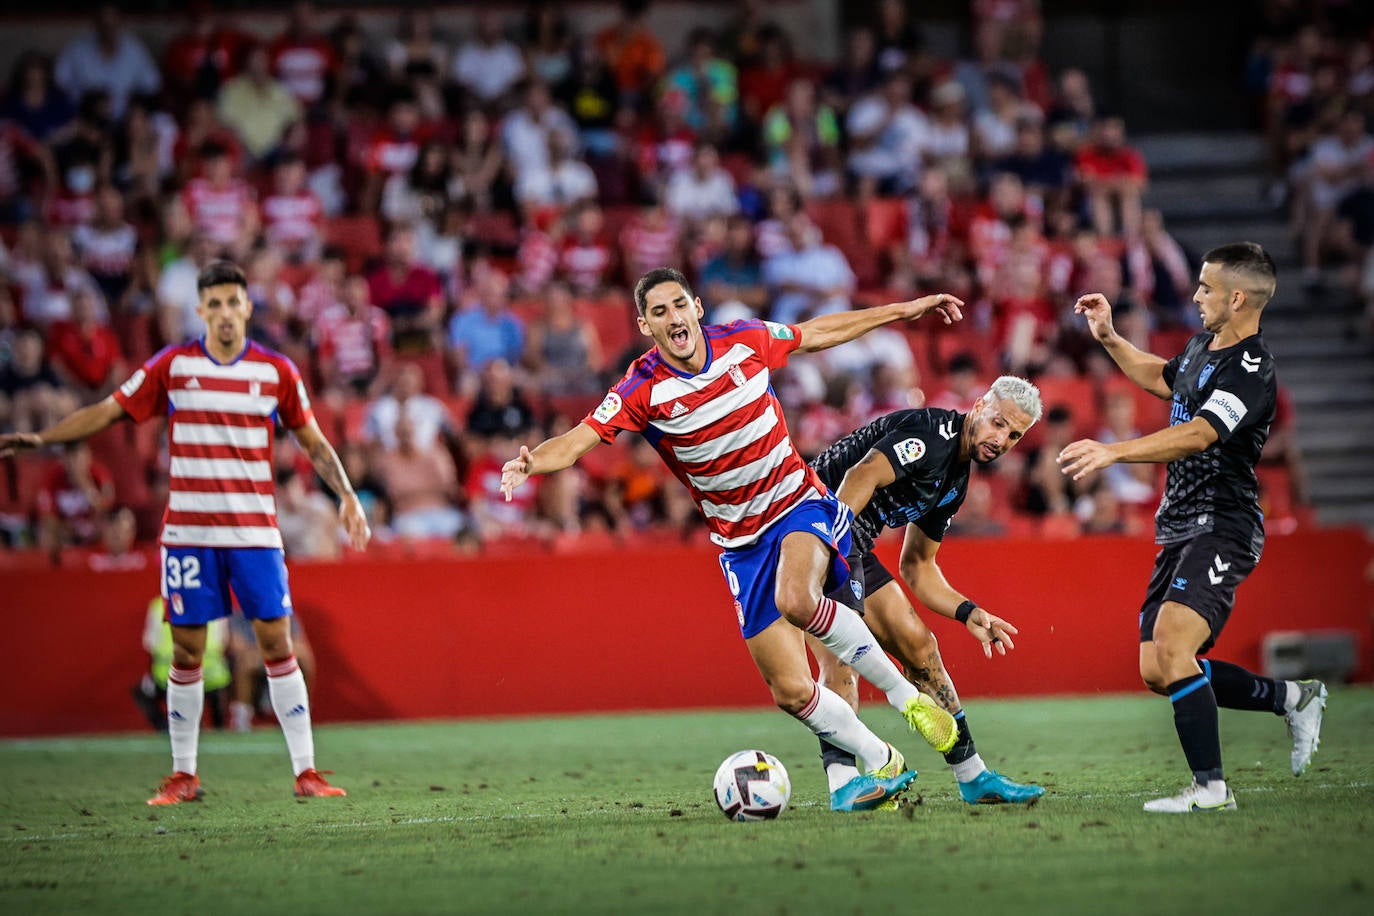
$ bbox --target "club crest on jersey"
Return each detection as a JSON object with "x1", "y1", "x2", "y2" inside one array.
[
  {"x1": 894, "y1": 437, "x2": 926, "y2": 466},
  {"x1": 1198, "y1": 363, "x2": 1215, "y2": 387},
  {"x1": 728, "y1": 364, "x2": 747, "y2": 387},
  {"x1": 170, "y1": 593, "x2": 184, "y2": 616},
  {"x1": 593, "y1": 392, "x2": 623, "y2": 423},
  {"x1": 249, "y1": 380, "x2": 261, "y2": 398}
]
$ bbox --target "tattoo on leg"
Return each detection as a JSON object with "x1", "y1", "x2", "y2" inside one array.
[{"x1": 905, "y1": 653, "x2": 962, "y2": 714}]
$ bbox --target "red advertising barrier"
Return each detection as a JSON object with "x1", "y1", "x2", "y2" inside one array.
[{"x1": 1, "y1": 529, "x2": 1369, "y2": 736}]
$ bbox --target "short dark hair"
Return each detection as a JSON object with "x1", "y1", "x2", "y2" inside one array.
[
  {"x1": 633, "y1": 267, "x2": 695, "y2": 315},
  {"x1": 196, "y1": 259, "x2": 247, "y2": 293},
  {"x1": 1202, "y1": 241, "x2": 1277, "y2": 307}
]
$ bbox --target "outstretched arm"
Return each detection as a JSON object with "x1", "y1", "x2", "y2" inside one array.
[
  {"x1": 1057, "y1": 416, "x2": 1217, "y2": 481},
  {"x1": 0, "y1": 396, "x2": 126, "y2": 456},
  {"x1": 1074, "y1": 293, "x2": 1171, "y2": 398},
  {"x1": 795, "y1": 293, "x2": 963, "y2": 353},
  {"x1": 898, "y1": 524, "x2": 1019, "y2": 658},
  {"x1": 501, "y1": 422, "x2": 602, "y2": 501},
  {"x1": 291, "y1": 419, "x2": 371, "y2": 550}
]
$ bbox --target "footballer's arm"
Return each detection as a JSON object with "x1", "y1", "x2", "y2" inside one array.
[
  {"x1": 0, "y1": 395, "x2": 126, "y2": 456},
  {"x1": 834, "y1": 448, "x2": 897, "y2": 517},
  {"x1": 898, "y1": 523, "x2": 1018, "y2": 657},
  {"x1": 501, "y1": 422, "x2": 602, "y2": 500},
  {"x1": 795, "y1": 293, "x2": 964, "y2": 352}
]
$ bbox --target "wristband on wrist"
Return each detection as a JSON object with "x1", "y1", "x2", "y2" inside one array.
[{"x1": 954, "y1": 600, "x2": 978, "y2": 624}]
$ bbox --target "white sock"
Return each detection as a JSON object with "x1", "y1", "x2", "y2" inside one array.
[
  {"x1": 826, "y1": 762, "x2": 862, "y2": 793},
  {"x1": 265, "y1": 655, "x2": 315, "y2": 776},
  {"x1": 793, "y1": 682, "x2": 891, "y2": 772},
  {"x1": 1282, "y1": 681, "x2": 1299, "y2": 713},
  {"x1": 167, "y1": 665, "x2": 204, "y2": 776},
  {"x1": 804, "y1": 597, "x2": 921, "y2": 713},
  {"x1": 952, "y1": 753, "x2": 986, "y2": 784},
  {"x1": 1197, "y1": 778, "x2": 1229, "y2": 801}
]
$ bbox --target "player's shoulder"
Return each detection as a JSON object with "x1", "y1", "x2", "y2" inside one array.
[
  {"x1": 612, "y1": 348, "x2": 662, "y2": 398},
  {"x1": 706, "y1": 319, "x2": 796, "y2": 344},
  {"x1": 1218, "y1": 333, "x2": 1276, "y2": 380},
  {"x1": 242, "y1": 341, "x2": 304, "y2": 377}
]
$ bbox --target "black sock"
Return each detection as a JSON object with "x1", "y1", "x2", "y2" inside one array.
[
  {"x1": 1168, "y1": 674, "x2": 1224, "y2": 785},
  {"x1": 943, "y1": 711, "x2": 977, "y2": 766},
  {"x1": 1201, "y1": 658, "x2": 1287, "y2": 715},
  {"x1": 819, "y1": 737, "x2": 856, "y2": 771}
]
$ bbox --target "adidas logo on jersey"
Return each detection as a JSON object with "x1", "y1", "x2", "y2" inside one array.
[
  {"x1": 185, "y1": 377, "x2": 201, "y2": 389},
  {"x1": 670, "y1": 401, "x2": 689, "y2": 418}
]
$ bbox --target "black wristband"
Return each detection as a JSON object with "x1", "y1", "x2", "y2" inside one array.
[{"x1": 954, "y1": 600, "x2": 977, "y2": 624}]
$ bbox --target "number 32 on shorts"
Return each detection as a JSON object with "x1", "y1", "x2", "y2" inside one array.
[{"x1": 165, "y1": 553, "x2": 202, "y2": 589}]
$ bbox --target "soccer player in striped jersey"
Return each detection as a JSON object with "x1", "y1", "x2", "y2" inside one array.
[
  {"x1": 501, "y1": 267, "x2": 965, "y2": 811},
  {"x1": 1, "y1": 260, "x2": 370, "y2": 805}
]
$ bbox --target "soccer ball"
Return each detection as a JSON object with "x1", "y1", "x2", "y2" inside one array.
[{"x1": 713, "y1": 750, "x2": 791, "y2": 821}]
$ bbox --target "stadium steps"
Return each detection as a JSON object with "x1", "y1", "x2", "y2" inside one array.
[{"x1": 1141, "y1": 131, "x2": 1374, "y2": 530}]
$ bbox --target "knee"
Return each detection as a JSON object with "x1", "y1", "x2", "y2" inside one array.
[
  {"x1": 257, "y1": 633, "x2": 294, "y2": 662},
  {"x1": 774, "y1": 583, "x2": 820, "y2": 629},
  {"x1": 770, "y1": 677, "x2": 818, "y2": 715},
  {"x1": 171, "y1": 645, "x2": 204, "y2": 669},
  {"x1": 1139, "y1": 661, "x2": 1170, "y2": 695}
]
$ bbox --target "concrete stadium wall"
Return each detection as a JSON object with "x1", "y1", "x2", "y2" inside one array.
[{"x1": 1, "y1": 528, "x2": 1369, "y2": 736}]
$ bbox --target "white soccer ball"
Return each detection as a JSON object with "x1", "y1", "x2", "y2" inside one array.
[{"x1": 713, "y1": 750, "x2": 791, "y2": 821}]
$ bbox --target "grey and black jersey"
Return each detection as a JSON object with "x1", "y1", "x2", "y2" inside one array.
[
  {"x1": 1156, "y1": 331, "x2": 1276, "y2": 548},
  {"x1": 810, "y1": 408, "x2": 971, "y2": 556}
]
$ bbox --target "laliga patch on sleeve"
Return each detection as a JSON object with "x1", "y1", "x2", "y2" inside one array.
[
  {"x1": 893, "y1": 437, "x2": 927, "y2": 466},
  {"x1": 593, "y1": 392, "x2": 623, "y2": 424},
  {"x1": 119, "y1": 368, "x2": 146, "y2": 398},
  {"x1": 1201, "y1": 389, "x2": 1247, "y2": 432},
  {"x1": 763, "y1": 321, "x2": 795, "y2": 340}
]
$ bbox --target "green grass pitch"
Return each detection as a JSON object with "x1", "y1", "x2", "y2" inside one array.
[{"x1": 2, "y1": 690, "x2": 1372, "y2": 915}]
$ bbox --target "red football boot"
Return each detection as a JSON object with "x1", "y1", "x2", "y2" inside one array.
[
  {"x1": 294, "y1": 768, "x2": 347, "y2": 797},
  {"x1": 147, "y1": 772, "x2": 202, "y2": 805}
]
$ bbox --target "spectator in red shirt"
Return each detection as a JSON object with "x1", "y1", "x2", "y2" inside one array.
[
  {"x1": 316, "y1": 274, "x2": 392, "y2": 398},
  {"x1": 36, "y1": 440, "x2": 116, "y2": 557},
  {"x1": 739, "y1": 25, "x2": 800, "y2": 125},
  {"x1": 161, "y1": 1, "x2": 251, "y2": 111},
  {"x1": 558, "y1": 202, "x2": 616, "y2": 296},
  {"x1": 172, "y1": 98, "x2": 243, "y2": 183},
  {"x1": 363, "y1": 93, "x2": 432, "y2": 215},
  {"x1": 269, "y1": 0, "x2": 338, "y2": 108},
  {"x1": 46, "y1": 286, "x2": 124, "y2": 400},
  {"x1": 366, "y1": 223, "x2": 444, "y2": 353},
  {"x1": 261, "y1": 154, "x2": 323, "y2": 264},
  {"x1": 175, "y1": 140, "x2": 259, "y2": 259},
  {"x1": 1076, "y1": 115, "x2": 1147, "y2": 239}
]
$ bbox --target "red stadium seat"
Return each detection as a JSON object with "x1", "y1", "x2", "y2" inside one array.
[
  {"x1": 397, "y1": 351, "x2": 451, "y2": 397},
  {"x1": 323, "y1": 216, "x2": 383, "y2": 273},
  {"x1": 577, "y1": 296, "x2": 638, "y2": 359},
  {"x1": 864, "y1": 197, "x2": 908, "y2": 250},
  {"x1": 1033, "y1": 376, "x2": 1100, "y2": 438}
]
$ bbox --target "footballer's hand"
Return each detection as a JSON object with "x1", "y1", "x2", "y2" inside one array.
[
  {"x1": 0, "y1": 432, "x2": 42, "y2": 458},
  {"x1": 339, "y1": 494, "x2": 371, "y2": 550},
  {"x1": 1057, "y1": 438, "x2": 1116, "y2": 481},
  {"x1": 500, "y1": 446, "x2": 534, "y2": 501},
  {"x1": 967, "y1": 607, "x2": 1018, "y2": 658},
  {"x1": 1073, "y1": 293, "x2": 1117, "y2": 343},
  {"x1": 900, "y1": 292, "x2": 964, "y2": 326}
]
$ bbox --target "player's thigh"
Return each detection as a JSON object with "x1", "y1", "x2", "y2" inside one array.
[
  {"x1": 774, "y1": 530, "x2": 831, "y2": 621},
  {"x1": 225, "y1": 548, "x2": 294, "y2": 622},
  {"x1": 745, "y1": 618, "x2": 816, "y2": 710},
  {"x1": 1151, "y1": 531, "x2": 1258, "y2": 655}
]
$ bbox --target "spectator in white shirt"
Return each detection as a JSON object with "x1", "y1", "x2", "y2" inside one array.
[
  {"x1": 845, "y1": 70, "x2": 930, "y2": 197},
  {"x1": 515, "y1": 130, "x2": 599, "y2": 209},
  {"x1": 664, "y1": 143, "x2": 740, "y2": 227},
  {"x1": 500, "y1": 80, "x2": 578, "y2": 188},
  {"x1": 54, "y1": 6, "x2": 161, "y2": 120},
  {"x1": 451, "y1": 12, "x2": 526, "y2": 107},
  {"x1": 762, "y1": 212, "x2": 856, "y2": 324}
]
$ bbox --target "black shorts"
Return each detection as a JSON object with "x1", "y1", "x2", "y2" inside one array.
[
  {"x1": 827, "y1": 549, "x2": 897, "y2": 614},
  {"x1": 1138, "y1": 528, "x2": 1262, "y2": 654}
]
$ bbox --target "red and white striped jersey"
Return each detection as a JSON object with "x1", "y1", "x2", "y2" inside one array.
[
  {"x1": 261, "y1": 189, "x2": 323, "y2": 252},
  {"x1": 113, "y1": 339, "x2": 315, "y2": 549},
  {"x1": 182, "y1": 178, "x2": 255, "y2": 246},
  {"x1": 582, "y1": 320, "x2": 823, "y2": 548}
]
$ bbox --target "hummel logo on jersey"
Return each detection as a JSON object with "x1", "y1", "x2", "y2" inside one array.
[
  {"x1": 185, "y1": 377, "x2": 201, "y2": 389},
  {"x1": 1241, "y1": 351, "x2": 1262, "y2": 373},
  {"x1": 937, "y1": 421, "x2": 957, "y2": 440},
  {"x1": 670, "y1": 401, "x2": 689, "y2": 418},
  {"x1": 1208, "y1": 554, "x2": 1231, "y2": 585},
  {"x1": 285, "y1": 704, "x2": 307, "y2": 718}
]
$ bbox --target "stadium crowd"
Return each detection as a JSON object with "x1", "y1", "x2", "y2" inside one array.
[{"x1": 0, "y1": 0, "x2": 1310, "y2": 567}]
